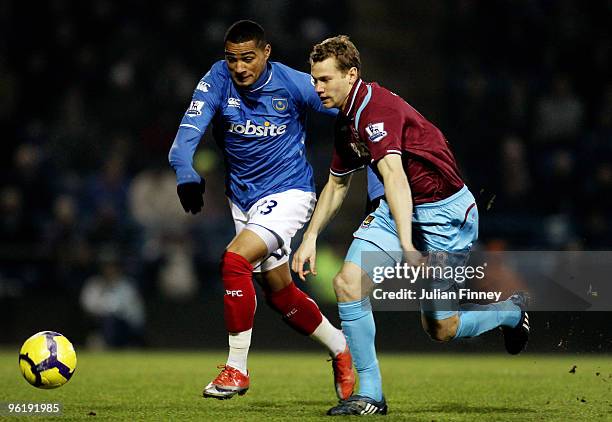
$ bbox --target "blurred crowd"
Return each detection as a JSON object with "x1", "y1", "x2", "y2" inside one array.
[
  {"x1": 1, "y1": 1, "x2": 610, "y2": 345},
  {"x1": 441, "y1": 1, "x2": 612, "y2": 249}
]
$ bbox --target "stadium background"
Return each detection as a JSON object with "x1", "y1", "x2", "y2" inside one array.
[{"x1": 1, "y1": 0, "x2": 611, "y2": 353}]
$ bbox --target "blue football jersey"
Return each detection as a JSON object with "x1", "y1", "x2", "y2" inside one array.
[{"x1": 168, "y1": 60, "x2": 337, "y2": 211}]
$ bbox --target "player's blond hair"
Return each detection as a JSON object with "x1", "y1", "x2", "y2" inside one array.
[{"x1": 310, "y1": 35, "x2": 361, "y2": 75}]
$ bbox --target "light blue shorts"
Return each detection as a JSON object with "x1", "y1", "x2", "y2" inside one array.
[{"x1": 345, "y1": 185, "x2": 479, "y2": 320}]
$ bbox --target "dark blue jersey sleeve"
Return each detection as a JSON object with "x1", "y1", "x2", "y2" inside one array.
[{"x1": 168, "y1": 61, "x2": 227, "y2": 184}]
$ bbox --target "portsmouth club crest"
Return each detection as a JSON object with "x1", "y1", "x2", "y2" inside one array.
[{"x1": 272, "y1": 97, "x2": 289, "y2": 113}]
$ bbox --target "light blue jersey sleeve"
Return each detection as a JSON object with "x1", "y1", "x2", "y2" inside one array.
[{"x1": 168, "y1": 61, "x2": 227, "y2": 184}]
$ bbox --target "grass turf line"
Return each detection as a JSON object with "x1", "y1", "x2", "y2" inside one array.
[{"x1": 1, "y1": 351, "x2": 611, "y2": 421}]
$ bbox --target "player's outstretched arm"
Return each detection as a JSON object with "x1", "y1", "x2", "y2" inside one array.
[
  {"x1": 168, "y1": 62, "x2": 225, "y2": 215},
  {"x1": 292, "y1": 173, "x2": 352, "y2": 281},
  {"x1": 376, "y1": 155, "x2": 420, "y2": 263}
]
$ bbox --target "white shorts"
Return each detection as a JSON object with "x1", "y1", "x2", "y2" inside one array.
[{"x1": 229, "y1": 189, "x2": 317, "y2": 273}]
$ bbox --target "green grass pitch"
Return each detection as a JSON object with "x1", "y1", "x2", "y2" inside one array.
[{"x1": 1, "y1": 350, "x2": 611, "y2": 421}]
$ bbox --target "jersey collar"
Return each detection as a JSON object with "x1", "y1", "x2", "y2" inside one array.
[
  {"x1": 342, "y1": 79, "x2": 365, "y2": 118},
  {"x1": 247, "y1": 62, "x2": 273, "y2": 92}
]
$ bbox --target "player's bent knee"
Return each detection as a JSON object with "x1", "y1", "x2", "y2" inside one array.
[
  {"x1": 333, "y1": 272, "x2": 360, "y2": 302},
  {"x1": 226, "y1": 230, "x2": 269, "y2": 265},
  {"x1": 422, "y1": 316, "x2": 458, "y2": 342},
  {"x1": 221, "y1": 251, "x2": 252, "y2": 276}
]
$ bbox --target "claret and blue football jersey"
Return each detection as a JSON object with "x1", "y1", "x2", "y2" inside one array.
[{"x1": 169, "y1": 60, "x2": 337, "y2": 211}]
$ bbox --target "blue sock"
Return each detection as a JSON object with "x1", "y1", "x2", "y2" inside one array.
[
  {"x1": 338, "y1": 298, "x2": 382, "y2": 401},
  {"x1": 454, "y1": 299, "x2": 521, "y2": 339}
]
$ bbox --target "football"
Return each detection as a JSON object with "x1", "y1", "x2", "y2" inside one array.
[{"x1": 18, "y1": 331, "x2": 77, "y2": 389}]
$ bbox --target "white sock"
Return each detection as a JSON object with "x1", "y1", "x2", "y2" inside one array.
[
  {"x1": 309, "y1": 316, "x2": 347, "y2": 356},
  {"x1": 226, "y1": 329, "x2": 252, "y2": 375}
]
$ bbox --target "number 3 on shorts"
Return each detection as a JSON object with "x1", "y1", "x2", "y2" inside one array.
[{"x1": 259, "y1": 200, "x2": 278, "y2": 215}]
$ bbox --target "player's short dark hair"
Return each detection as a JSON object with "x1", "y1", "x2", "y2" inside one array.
[
  {"x1": 224, "y1": 20, "x2": 267, "y2": 49},
  {"x1": 310, "y1": 35, "x2": 361, "y2": 75}
]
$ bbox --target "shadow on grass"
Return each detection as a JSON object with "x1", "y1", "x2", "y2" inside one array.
[{"x1": 412, "y1": 403, "x2": 533, "y2": 414}]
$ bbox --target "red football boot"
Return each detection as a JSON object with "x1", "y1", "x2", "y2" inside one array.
[{"x1": 203, "y1": 365, "x2": 250, "y2": 399}]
